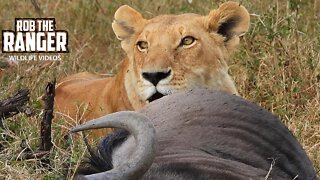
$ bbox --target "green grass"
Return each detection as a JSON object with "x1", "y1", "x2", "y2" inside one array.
[{"x1": 0, "y1": 0, "x2": 319, "y2": 178}]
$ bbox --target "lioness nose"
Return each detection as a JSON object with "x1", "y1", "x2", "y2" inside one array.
[{"x1": 142, "y1": 70, "x2": 171, "y2": 86}]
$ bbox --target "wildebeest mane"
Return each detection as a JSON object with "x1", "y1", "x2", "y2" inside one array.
[{"x1": 75, "y1": 129, "x2": 129, "y2": 175}]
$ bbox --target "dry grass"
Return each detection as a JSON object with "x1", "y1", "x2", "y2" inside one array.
[{"x1": 0, "y1": 0, "x2": 319, "y2": 179}]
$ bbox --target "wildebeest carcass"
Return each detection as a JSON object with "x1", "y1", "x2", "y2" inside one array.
[{"x1": 71, "y1": 89, "x2": 317, "y2": 180}]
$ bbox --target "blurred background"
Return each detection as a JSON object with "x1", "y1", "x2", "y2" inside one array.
[{"x1": 0, "y1": 0, "x2": 319, "y2": 179}]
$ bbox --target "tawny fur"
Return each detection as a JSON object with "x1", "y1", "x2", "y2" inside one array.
[{"x1": 55, "y1": 1, "x2": 250, "y2": 138}]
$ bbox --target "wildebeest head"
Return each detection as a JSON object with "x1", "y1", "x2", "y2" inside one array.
[{"x1": 71, "y1": 89, "x2": 317, "y2": 180}]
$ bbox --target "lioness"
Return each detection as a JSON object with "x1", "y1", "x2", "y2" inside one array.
[{"x1": 55, "y1": 1, "x2": 250, "y2": 136}]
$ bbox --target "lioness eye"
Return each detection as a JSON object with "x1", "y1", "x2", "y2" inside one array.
[
  {"x1": 137, "y1": 41, "x2": 148, "y2": 51},
  {"x1": 181, "y1": 36, "x2": 195, "y2": 46}
]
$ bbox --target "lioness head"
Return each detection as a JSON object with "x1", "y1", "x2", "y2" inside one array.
[{"x1": 112, "y1": 1, "x2": 250, "y2": 109}]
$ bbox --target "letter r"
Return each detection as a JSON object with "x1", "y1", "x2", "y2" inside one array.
[{"x1": 3, "y1": 32, "x2": 15, "y2": 52}]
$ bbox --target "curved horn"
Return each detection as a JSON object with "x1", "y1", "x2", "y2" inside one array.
[{"x1": 71, "y1": 111, "x2": 156, "y2": 180}]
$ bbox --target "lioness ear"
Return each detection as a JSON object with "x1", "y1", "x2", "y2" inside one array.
[
  {"x1": 112, "y1": 5, "x2": 147, "y2": 41},
  {"x1": 206, "y1": 1, "x2": 250, "y2": 42}
]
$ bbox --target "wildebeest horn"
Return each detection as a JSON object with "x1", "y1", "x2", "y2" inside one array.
[{"x1": 70, "y1": 111, "x2": 156, "y2": 180}]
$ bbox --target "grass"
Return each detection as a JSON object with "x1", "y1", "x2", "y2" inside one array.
[{"x1": 0, "y1": 0, "x2": 319, "y2": 179}]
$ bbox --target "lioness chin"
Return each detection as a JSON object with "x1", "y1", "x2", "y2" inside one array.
[{"x1": 55, "y1": 1, "x2": 250, "y2": 138}]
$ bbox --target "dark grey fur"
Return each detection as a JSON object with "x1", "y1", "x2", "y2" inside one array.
[{"x1": 76, "y1": 89, "x2": 317, "y2": 180}]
